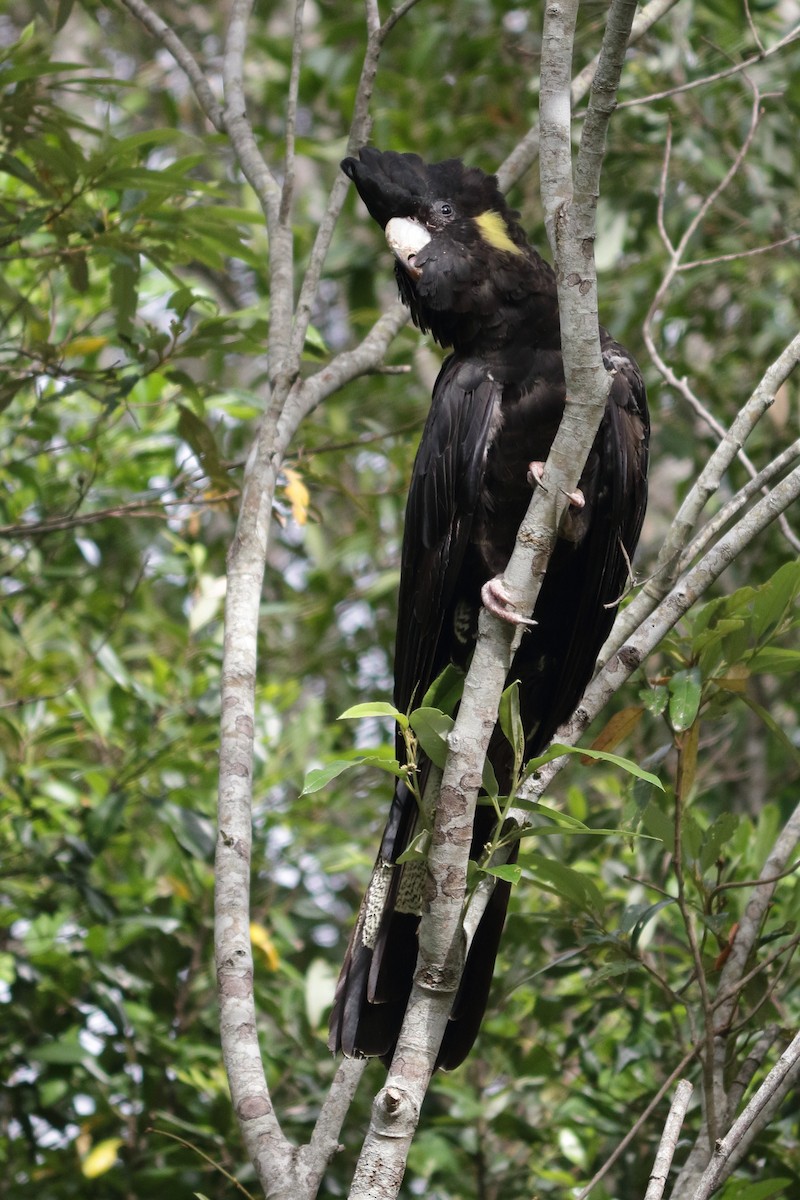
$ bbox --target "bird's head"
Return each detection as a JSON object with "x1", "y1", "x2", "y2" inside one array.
[{"x1": 341, "y1": 149, "x2": 551, "y2": 349}]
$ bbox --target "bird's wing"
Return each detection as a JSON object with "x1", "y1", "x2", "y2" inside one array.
[
  {"x1": 512, "y1": 343, "x2": 650, "y2": 753},
  {"x1": 393, "y1": 356, "x2": 502, "y2": 718}
]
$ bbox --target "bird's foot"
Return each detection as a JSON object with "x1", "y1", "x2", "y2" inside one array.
[
  {"x1": 480, "y1": 578, "x2": 537, "y2": 627},
  {"x1": 527, "y1": 461, "x2": 585, "y2": 509},
  {"x1": 526, "y1": 460, "x2": 547, "y2": 489}
]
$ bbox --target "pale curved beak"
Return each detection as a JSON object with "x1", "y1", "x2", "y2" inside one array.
[{"x1": 385, "y1": 217, "x2": 431, "y2": 278}]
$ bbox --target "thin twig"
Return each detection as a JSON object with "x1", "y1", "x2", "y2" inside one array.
[
  {"x1": 380, "y1": 0, "x2": 424, "y2": 40},
  {"x1": 725, "y1": 1025, "x2": 779, "y2": 1117},
  {"x1": 526, "y1": 463, "x2": 800, "y2": 801},
  {"x1": 118, "y1": 0, "x2": 225, "y2": 129},
  {"x1": 690, "y1": 1031, "x2": 800, "y2": 1200},
  {"x1": 655, "y1": 121, "x2": 675, "y2": 256},
  {"x1": 574, "y1": 1045, "x2": 700, "y2": 1200},
  {"x1": 602, "y1": 331, "x2": 800, "y2": 660},
  {"x1": 678, "y1": 231, "x2": 800, "y2": 271},
  {"x1": 643, "y1": 1079, "x2": 694, "y2": 1200},
  {"x1": 617, "y1": 23, "x2": 800, "y2": 109},
  {"x1": 673, "y1": 741, "x2": 718, "y2": 1146},
  {"x1": 670, "y1": 801, "x2": 800, "y2": 1192},
  {"x1": 678, "y1": 439, "x2": 800, "y2": 571},
  {"x1": 744, "y1": 0, "x2": 766, "y2": 55},
  {"x1": 223, "y1": 0, "x2": 296, "y2": 385},
  {"x1": 498, "y1": 0, "x2": 684, "y2": 190},
  {"x1": 289, "y1": 0, "x2": 413, "y2": 362},
  {"x1": 280, "y1": 0, "x2": 307, "y2": 227}
]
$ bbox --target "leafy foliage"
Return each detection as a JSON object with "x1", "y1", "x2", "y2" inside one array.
[{"x1": 1, "y1": 3, "x2": 799, "y2": 1198}]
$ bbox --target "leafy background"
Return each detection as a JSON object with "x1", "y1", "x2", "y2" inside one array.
[{"x1": 1, "y1": 1, "x2": 799, "y2": 1197}]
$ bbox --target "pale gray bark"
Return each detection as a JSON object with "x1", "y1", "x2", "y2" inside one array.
[
  {"x1": 644, "y1": 1080, "x2": 694, "y2": 1200},
  {"x1": 118, "y1": 0, "x2": 800, "y2": 1195},
  {"x1": 348, "y1": 2, "x2": 642, "y2": 1194}
]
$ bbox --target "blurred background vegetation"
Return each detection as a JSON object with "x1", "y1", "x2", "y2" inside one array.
[{"x1": 1, "y1": 1, "x2": 799, "y2": 1196}]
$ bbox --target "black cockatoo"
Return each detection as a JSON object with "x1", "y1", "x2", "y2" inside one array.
[{"x1": 329, "y1": 149, "x2": 649, "y2": 1069}]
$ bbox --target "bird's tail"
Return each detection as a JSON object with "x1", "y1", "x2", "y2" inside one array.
[{"x1": 328, "y1": 777, "x2": 514, "y2": 1070}]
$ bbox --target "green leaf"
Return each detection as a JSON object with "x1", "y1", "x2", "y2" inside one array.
[
  {"x1": 481, "y1": 756, "x2": 499, "y2": 800},
  {"x1": 718, "y1": 1179, "x2": 792, "y2": 1200},
  {"x1": 498, "y1": 681, "x2": 524, "y2": 772},
  {"x1": 300, "y1": 753, "x2": 401, "y2": 795},
  {"x1": 66, "y1": 249, "x2": 89, "y2": 293},
  {"x1": 620, "y1": 899, "x2": 676, "y2": 947},
  {"x1": 751, "y1": 559, "x2": 800, "y2": 641},
  {"x1": 110, "y1": 251, "x2": 140, "y2": 336},
  {"x1": 421, "y1": 663, "x2": 464, "y2": 716},
  {"x1": 526, "y1": 853, "x2": 604, "y2": 916},
  {"x1": 511, "y1": 800, "x2": 590, "y2": 829},
  {"x1": 339, "y1": 701, "x2": 408, "y2": 729},
  {"x1": 396, "y1": 829, "x2": 430, "y2": 864},
  {"x1": 301, "y1": 759, "x2": 359, "y2": 795},
  {"x1": 748, "y1": 647, "x2": 800, "y2": 677},
  {"x1": 523, "y1": 742, "x2": 665, "y2": 789},
  {"x1": 668, "y1": 668, "x2": 702, "y2": 732},
  {"x1": 741, "y1": 696, "x2": 800, "y2": 766},
  {"x1": 700, "y1": 812, "x2": 740, "y2": 872},
  {"x1": 681, "y1": 811, "x2": 704, "y2": 863},
  {"x1": 408, "y1": 706, "x2": 454, "y2": 768},
  {"x1": 641, "y1": 798, "x2": 675, "y2": 853},
  {"x1": 161, "y1": 803, "x2": 216, "y2": 860},
  {"x1": 639, "y1": 684, "x2": 668, "y2": 716},
  {"x1": 177, "y1": 404, "x2": 228, "y2": 489},
  {"x1": 481, "y1": 863, "x2": 522, "y2": 886},
  {"x1": 33, "y1": 1036, "x2": 90, "y2": 1066}
]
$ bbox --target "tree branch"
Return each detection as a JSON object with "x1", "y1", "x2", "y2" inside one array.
[
  {"x1": 618, "y1": 22, "x2": 800, "y2": 110},
  {"x1": 298, "y1": 1059, "x2": 368, "y2": 1194},
  {"x1": 678, "y1": 437, "x2": 800, "y2": 573},
  {"x1": 710, "y1": 801, "x2": 800, "y2": 1104},
  {"x1": 290, "y1": 0, "x2": 409, "y2": 362},
  {"x1": 498, "y1": 0, "x2": 682, "y2": 191},
  {"x1": 638, "y1": 78, "x2": 800, "y2": 556},
  {"x1": 222, "y1": 0, "x2": 282, "y2": 230},
  {"x1": 117, "y1": 0, "x2": 225, "y2": 130},
  {"x1": 526, "y1": 462, "x2": 800, "y2": 798},
  {"x1": 348, "y1": 4, "x2": 640, "y2": 1193},
  {"x1": 574, "y1": 1045, "x2": 700, "y2": 1200},
  {"x1": 603, "y1": 324, "x2": 800, "y2": 662},
  {"x1": 279, "y1": 0, "x2": 307, "y2": 227},
  {"x1": 644, "y1": 1079, "x2": 694, "y2": 1200},
  {"x1": 688, "y1": 1031, "x2": 800, "y2": 1200},
  {"x1": 223, "y1": 0, "x2": 295, "y2": 381}
]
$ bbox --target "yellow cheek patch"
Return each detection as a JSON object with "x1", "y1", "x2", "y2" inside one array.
[{"x1": 474, "y1": 210, "x2": 523, "y2": 255}]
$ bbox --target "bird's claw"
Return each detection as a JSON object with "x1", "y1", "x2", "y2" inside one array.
[
  {"x1": 527, "y1": 461, "x2": 585, "y2": 509},
  {"x1": 526, "y1": 460, "x2": 547, "y2": 489},
  {"x1": 481, "y1": 578, "x2": 537, "y2": 627},
  {"x1": 564, "y1": 486, "x2": 586, "y2": 509}
]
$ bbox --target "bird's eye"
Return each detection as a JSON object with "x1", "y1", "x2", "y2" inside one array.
[{"x1": 439, "y1": 202, "x2": 453, "y2": 217}]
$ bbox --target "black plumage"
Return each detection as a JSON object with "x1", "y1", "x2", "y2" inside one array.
[{"x1": 329, "y1": 149, "x2": 649, "y2": 1069}]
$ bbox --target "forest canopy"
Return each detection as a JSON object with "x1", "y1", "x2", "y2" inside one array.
[{"x1": 1, "y1": 2, "x2": 799, "y2": 1198}]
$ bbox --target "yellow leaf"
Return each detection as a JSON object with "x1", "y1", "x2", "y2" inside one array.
[
  {"x1": 161, "y1": 874, "x2": 191, "y2": 901},
  {"x1": 81, "y1": 1138, "x2": 123, "y2": 1178},
  {"x1": 283, "y1": 467, "x2": 310, "y2": 526},
  {"x1": 585, "y1": 705, "x2": 644, "y2": 760},
  {"x1": 677, "y1": 720, "x2": 700, "y2": 799},
  {"x1": 716, "y1": 664, "x2": 749, "y2": 693},
  {"x1": 63, "y1": 336, "x2": 108, "y2": 357},
  {"x1": 250, "y1": 922, "x2": 280, "y2": 970}
]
